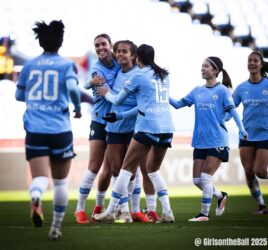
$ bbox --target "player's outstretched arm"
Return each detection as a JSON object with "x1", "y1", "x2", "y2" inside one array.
[
  {"x1": 169, "y1": 96, "x2": 187, "y2": 109},
  {"x1": 229, "y1": 108, "x2": 247, "y2": 140}
]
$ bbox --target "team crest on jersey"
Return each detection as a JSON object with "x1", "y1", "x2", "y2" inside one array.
[
  {"x1": 262, "y1": 89, "x2": 268, "y2": 95},
  {"x1": 212, "y1": 95, "x2": 218, "y2": 100}
]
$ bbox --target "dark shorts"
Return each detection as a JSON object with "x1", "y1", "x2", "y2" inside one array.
[
  {"x1": 25, "y1": 131, "x2": 76, "y2": 161},
  {"x1": 89, "y1": 120, "x2": 107, "y2": 141},
  {"x1": 193, "y1": 147, "x2": 230, "y2": 162},
  {"x1": 133, "y1": 132, "x2": 173, "y2": 147},
  {"x1": 107, "y1": 132, "x2": 133, "y2": 145},
  {"x1": 239, "y1": 139, "x2": 268, "y2": 149}
]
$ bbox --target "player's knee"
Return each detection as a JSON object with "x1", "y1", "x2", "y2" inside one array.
[
  {"x1": 111, "y1": 168, "x2": 120, "y2": 177},
  {"x1": 193, "y1": 177, "x2": 201, "y2": 186},
  {"x1": 255, "y1": 169, "x2": 267, "y2": 179}
]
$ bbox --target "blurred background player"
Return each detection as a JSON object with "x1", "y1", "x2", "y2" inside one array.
[
  {"x1": 15, "y1": 20, "x2": 82, "y2": 240},
  {"x1": 0, "y1": 37, "x2": 14, "y2": 80},
  {"x1": 95, "y1": 44, "x2": 175, "y2": 223},
  {"x1": 232, "y1": 51, "x2": 268, "y2": 215},
  {"x1": 170, "y1": 56, "x2": 247, "y2": 221},
  {"x1": 74, "y1": 34, "x2": 120, "y2": 223}
]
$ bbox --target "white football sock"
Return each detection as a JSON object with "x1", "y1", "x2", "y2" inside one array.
[
  {"x1": 248, "y1": 176, "x2": 265, "y2": 206},
  {"x1": 51, "y1": 178, "x2": 68, "y2": 230},
  {"x1": 105, "y1": 169, "x2": 132, "y2": 215},
  {"x1": 76, "y1": 169, "x2": 96, "y2": 211},
  {"x1": 29, "y1": 176, "x2": 49, "y2": 202},
  {"x1": 148, "y1": 171, "x2": 171, "y2": 214},
  {"x1": 200, "y1": 173, "x2": 213, "y2": 216}
]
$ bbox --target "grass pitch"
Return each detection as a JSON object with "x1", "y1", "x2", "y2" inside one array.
[
  {"x1": 0, "y1": 195, "x2": 268, "y2": 250},
  {"x1": 0, "y1": 188, "x2": 268, "y2": 250}
]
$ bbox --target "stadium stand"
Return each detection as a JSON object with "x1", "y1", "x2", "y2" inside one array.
[
  {"x1": 0, "y1": 0, "x2": 265, "y2": 138},
  {"x1": 169, "y1": 0, "x2": 268, "y2": 56}
]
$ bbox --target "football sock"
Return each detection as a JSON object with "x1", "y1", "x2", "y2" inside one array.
[
  {"x1": 51, "y1": 178, "x2": 68, "y2": 230},
  {"x1": 148, "y1": 171, "x2": 171, "y2": 214},
  {"x1": 29, "y1": 176, "x2": 49, "y2": 202},
  {"x1": 200, "y1": 173, "x2": 213, "y2": 216},
  {"x1": 105, "y1": 169, "x2": 132, "y2": 215},
  {"x1": 130, "y1": 168, "x2": 141, "y2": 212},
  {"x1": 96, "y1": 190, "x2": 106, "y2": 207},
  {"x1": 146, "y1": 195, "x2": 157, "y2": 212},
  {"x1": 76, "y1": 169, "x2": 96, "y2": 211},
  {"x1": 119, "y1": 196, "x2": 129, "y2": 213},
  {"x1": 248, "y1": 176, "x2": 265, "y2": 206},
  {"x1": 193, "y1": 177, "x2": 222, "y2": 199}
]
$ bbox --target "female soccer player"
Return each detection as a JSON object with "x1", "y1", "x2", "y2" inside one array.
[
  {"x1": 15, "y1": 20, "x2": 81, "y2": 240},
  {"x1": 75, "y1": 34, "x2": 120, "y2": 224},
  {"x1": 170, "y1": 56, "x2": 248, "y2": 221},
  {"x1": 94, "y1": 44, "x2": 175, "y2": 223},
  {"x1": 232, "y1": 51, "x2": 268, "y2": 214},
  {"x1": 102, "y1": 40, "x2": 154, "y2": 222}
]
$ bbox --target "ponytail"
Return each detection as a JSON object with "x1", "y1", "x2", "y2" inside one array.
[
  {"x1": 137, "y1": 44, "x2": 168, "y2": 82},
  {"x1": 207, "y1": 56, "x2": 232, "y2": 89},
  {"x1": 221, "y1": 68, "x2": 232, "y2": 89}
]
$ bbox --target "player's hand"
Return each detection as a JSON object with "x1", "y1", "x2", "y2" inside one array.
[
  {"x1": 239, "y1": 129, "x2": 248, "y2": 140},
  {"x1": 90, "y1": 75, "x2": 105, "y2": 86},
  {"x1": 102, "y1": 112, "x2": 117, "y2": 122},
  {"x1": 73, "y1": 110, "x2": 82, "y2": 118},
  {"x1": 97, "y1": 85, "x2": 109, "y2": 96}
]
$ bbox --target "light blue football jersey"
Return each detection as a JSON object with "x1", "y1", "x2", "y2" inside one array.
[
  {"x1": 107, "y1": 66, "x2": 139, "y2": 133},
  {"x1": 182, "y1": 83, "x2": 235, "y2": 148},
  {"x1": 233, "y1": 78, "x2": 268, "y2": 141},
  {"x1": 124, "y1": 66, "x2": 174, "y2": 134},
  {"x1": 89, "y1": 59, "x2": 120, "y2": 124},
  {"x1": 17, "y1": 52, "x2": 79, "y2": 133}
]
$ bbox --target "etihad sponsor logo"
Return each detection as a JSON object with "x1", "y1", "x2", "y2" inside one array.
[
  {"x1": 197, "y1": 103, "x2": 216, "y2": 109},
  {"x1": 26, "y1": 104, "x2": 62, "y2": 112},
  {"x1": 244, "y1": 98, "x2": 266, "y2": 106}
]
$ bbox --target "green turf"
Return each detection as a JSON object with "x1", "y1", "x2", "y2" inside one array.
[
  {"x1": 0, "y1": 196, "x2": 268, "y2": 250},
  {"x1": 1, "y1": 185, "x2": 268, "y2": 201}
]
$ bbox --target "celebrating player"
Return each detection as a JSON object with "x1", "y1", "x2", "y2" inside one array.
[
  {"x1": 74, "y1": 34, "x2": 120, "y2": 223},
  {"x1": 15, "y1": 20, "x2": 81, "y2": 240},
  {"x1": 170, "y1": 56, "x2": 247, "y2": 221},
  {"x1": 232, "y1": 51, "x2": 268, "y2": 214},
  {"x1": 94, "y1": 44, "x2": 175, "y2": 223}
]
